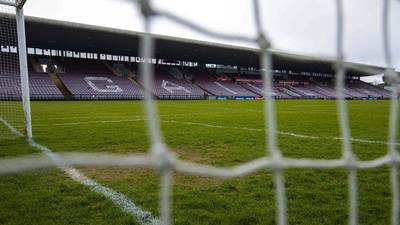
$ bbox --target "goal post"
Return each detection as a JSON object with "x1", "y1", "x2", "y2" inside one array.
[{"x1": 15, "y1": 3, "x2": 32, "y2": 139}]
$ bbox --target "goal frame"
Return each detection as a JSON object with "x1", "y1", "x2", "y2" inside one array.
[
  {"x1": 0, "y1": 0, "x2": 32, "y2": 138},
  {"x1": 0, "y1": 1, "x2": 398, "y2": 225}
]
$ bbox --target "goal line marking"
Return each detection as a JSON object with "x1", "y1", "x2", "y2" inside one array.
[
  {"x1": 0, "y1": 117, "x2": 24, "y2": 137},
  {"x1": 0, "y1": 117, "x2": 160, "y2": 225}
]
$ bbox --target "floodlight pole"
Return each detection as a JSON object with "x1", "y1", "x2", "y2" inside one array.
[{"x1": 15, "y1": 5, "x2": 32, "y2": 139}]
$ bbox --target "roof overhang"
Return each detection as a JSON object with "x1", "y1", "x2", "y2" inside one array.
[{"x1": 22, "y1": 16, "x2": 386, "y2": 77}]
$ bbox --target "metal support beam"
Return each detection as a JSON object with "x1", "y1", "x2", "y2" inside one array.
[{"x1": 16, "y1": 7, "x2": 32, "y2": 139}]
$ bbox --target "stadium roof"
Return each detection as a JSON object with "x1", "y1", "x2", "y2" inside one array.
[{"x1": 24, "y1": 16, "x2": 385, "y2": 77}]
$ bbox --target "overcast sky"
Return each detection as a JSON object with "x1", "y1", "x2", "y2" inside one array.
[{"x1": 23, "y1": 0, "x2": 400, "y2": 83}]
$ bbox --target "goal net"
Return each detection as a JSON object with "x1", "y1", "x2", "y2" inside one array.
[
  {"x1": 0, "y1": 1, "x2": 25, "y2": 139},
  {"x1": 0, "y1": 0, "x2": 399, "y2": 225}
]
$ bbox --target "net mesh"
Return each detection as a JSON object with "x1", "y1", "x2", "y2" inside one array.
[
  {"x1": 0, "y1": 0, "x2": 399, "y2": 225},
  {"x1": 0, "y1": 2, "x2": 25, "y2": 139}
]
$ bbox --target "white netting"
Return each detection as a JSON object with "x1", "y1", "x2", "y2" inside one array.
[
  {"x1": 0, "y1": 0, "x2": 399, "y2": 225},
  {"x1": 0, "y1": 0, "x2": 16, "y2": 7},
  {"x1": 0, "y1": 2, "x2": 25, "y2": 139}
]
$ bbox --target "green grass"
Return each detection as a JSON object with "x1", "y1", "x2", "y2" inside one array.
[{"x1": 0, "y1": 100, "x2": 398, "y2": 224}]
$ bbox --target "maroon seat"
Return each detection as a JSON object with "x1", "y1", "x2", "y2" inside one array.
[
  {"x1": 195, "y1": 74, "x2": 257, "y2": 97},
  {"x1": 136, "y1": 69, "x2": 206, "y2": 100},
  {"x1": 58, "y1": 59, "x2": 144, "y2": 100}
]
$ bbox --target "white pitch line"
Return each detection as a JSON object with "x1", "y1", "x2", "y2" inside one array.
[
  {"x1": 1, "y1": 117, "x2": 160, "y2": 225},
  {"x1": 159, "y1": 119, "x2": 399, "y2": 146},
  {"x1": 32, "y1": 114, "x2": 147, "y2": 122},
  {"x1": 162, "y1": 104, "x2": 338, "y2": 115},
  {"x1": 29, "y1": 109, "x2": 336, "y2": 125},
  {"x1": 24, "y1": 112, "x2": 209, "y2": 127},
  {"x1": 28, "y1": 140, "x2": 161, "y2": 225},
  {"x1": 36, "y1": 118, "x2": 400, "y2": 146},
  {"x1": 52, "y1": 119, "x2": 146, "y2": 126},
  {"x1": 14, "y1": 118, "x2": 147, "y2": 128},
  {"x1": 0, "y1": 117, "x2": 24, "y2": 137}
]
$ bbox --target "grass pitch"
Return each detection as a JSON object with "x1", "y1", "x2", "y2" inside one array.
[{"x1": 0, "y1": 100, "x2": 398, "y2": 225}]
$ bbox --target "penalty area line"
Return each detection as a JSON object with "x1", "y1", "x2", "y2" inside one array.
[
  {"x1": 32, "y1": 118, "x2": 400, "y2": 145},
  {"x1": 39, "y1": 118, "x2": 399, "y2": 146},
  {"x1": 158, "y1": 119, "x2": 400, "y2": 146}
]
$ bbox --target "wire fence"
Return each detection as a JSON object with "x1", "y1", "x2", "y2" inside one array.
[{"x1": 0, "y1": 0, "x2": 399, "y2": 225}]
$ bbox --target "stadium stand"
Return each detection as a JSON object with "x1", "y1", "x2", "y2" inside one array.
[
  {"x1": 311, "y1": 78, "x2": 390, "y2": 99},
  {"x1": 29, "y1": 72, "x2": 64, "y2": 100},
  {"x1": 348, "y1": 79, "x2": 390, "y2": 98},
  {"x1": 240, "y1": 82, "x2": 291, "y2": 99},
  {"x1": 236, "y1": 74, "x2": 390, "y2": 100},
  {"x1": 0, "y1": 71, "x2": 64, "y2": 100},
  {"x1": 58, "y1": 59, "x2": 144, "y2": 100},
  {"x1": 0, "y1": 74, "x2": 20, "y2": 100},
  {"x1": 1, "y1": 55, "x2": 391, "y2": 101},
  {"x1": 195, "y1": 73, "x2": 258, "y2": 98},
  {"x1": 0, "y1": 53, "x2": 17, "y2": 99},
  {"x1": 108, "y1": 63, "x2": 134, "y2": 77},
  {"x1": 287, "y1": 84, "x2": 324, "y2": 99},
  {"x1": 0, "y1": 55, "x2": 64, "y2": 100},
  {"x1": 0, "y1": 16, "x2": 390, "y2": 101},
  {"x1": 0, "y1": 55, "x2": 20, "y2": 100},
  {"x1": 308, "y1": 80, "x2": 338, "y2": 99},
  {"x1": 136, "y1": 67, "x2": 206, "y2": 100}
]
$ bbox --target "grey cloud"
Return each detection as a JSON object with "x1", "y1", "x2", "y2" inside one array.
[{"x1": 24, "y1": 0, "x2": 400, "y2": 71}]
